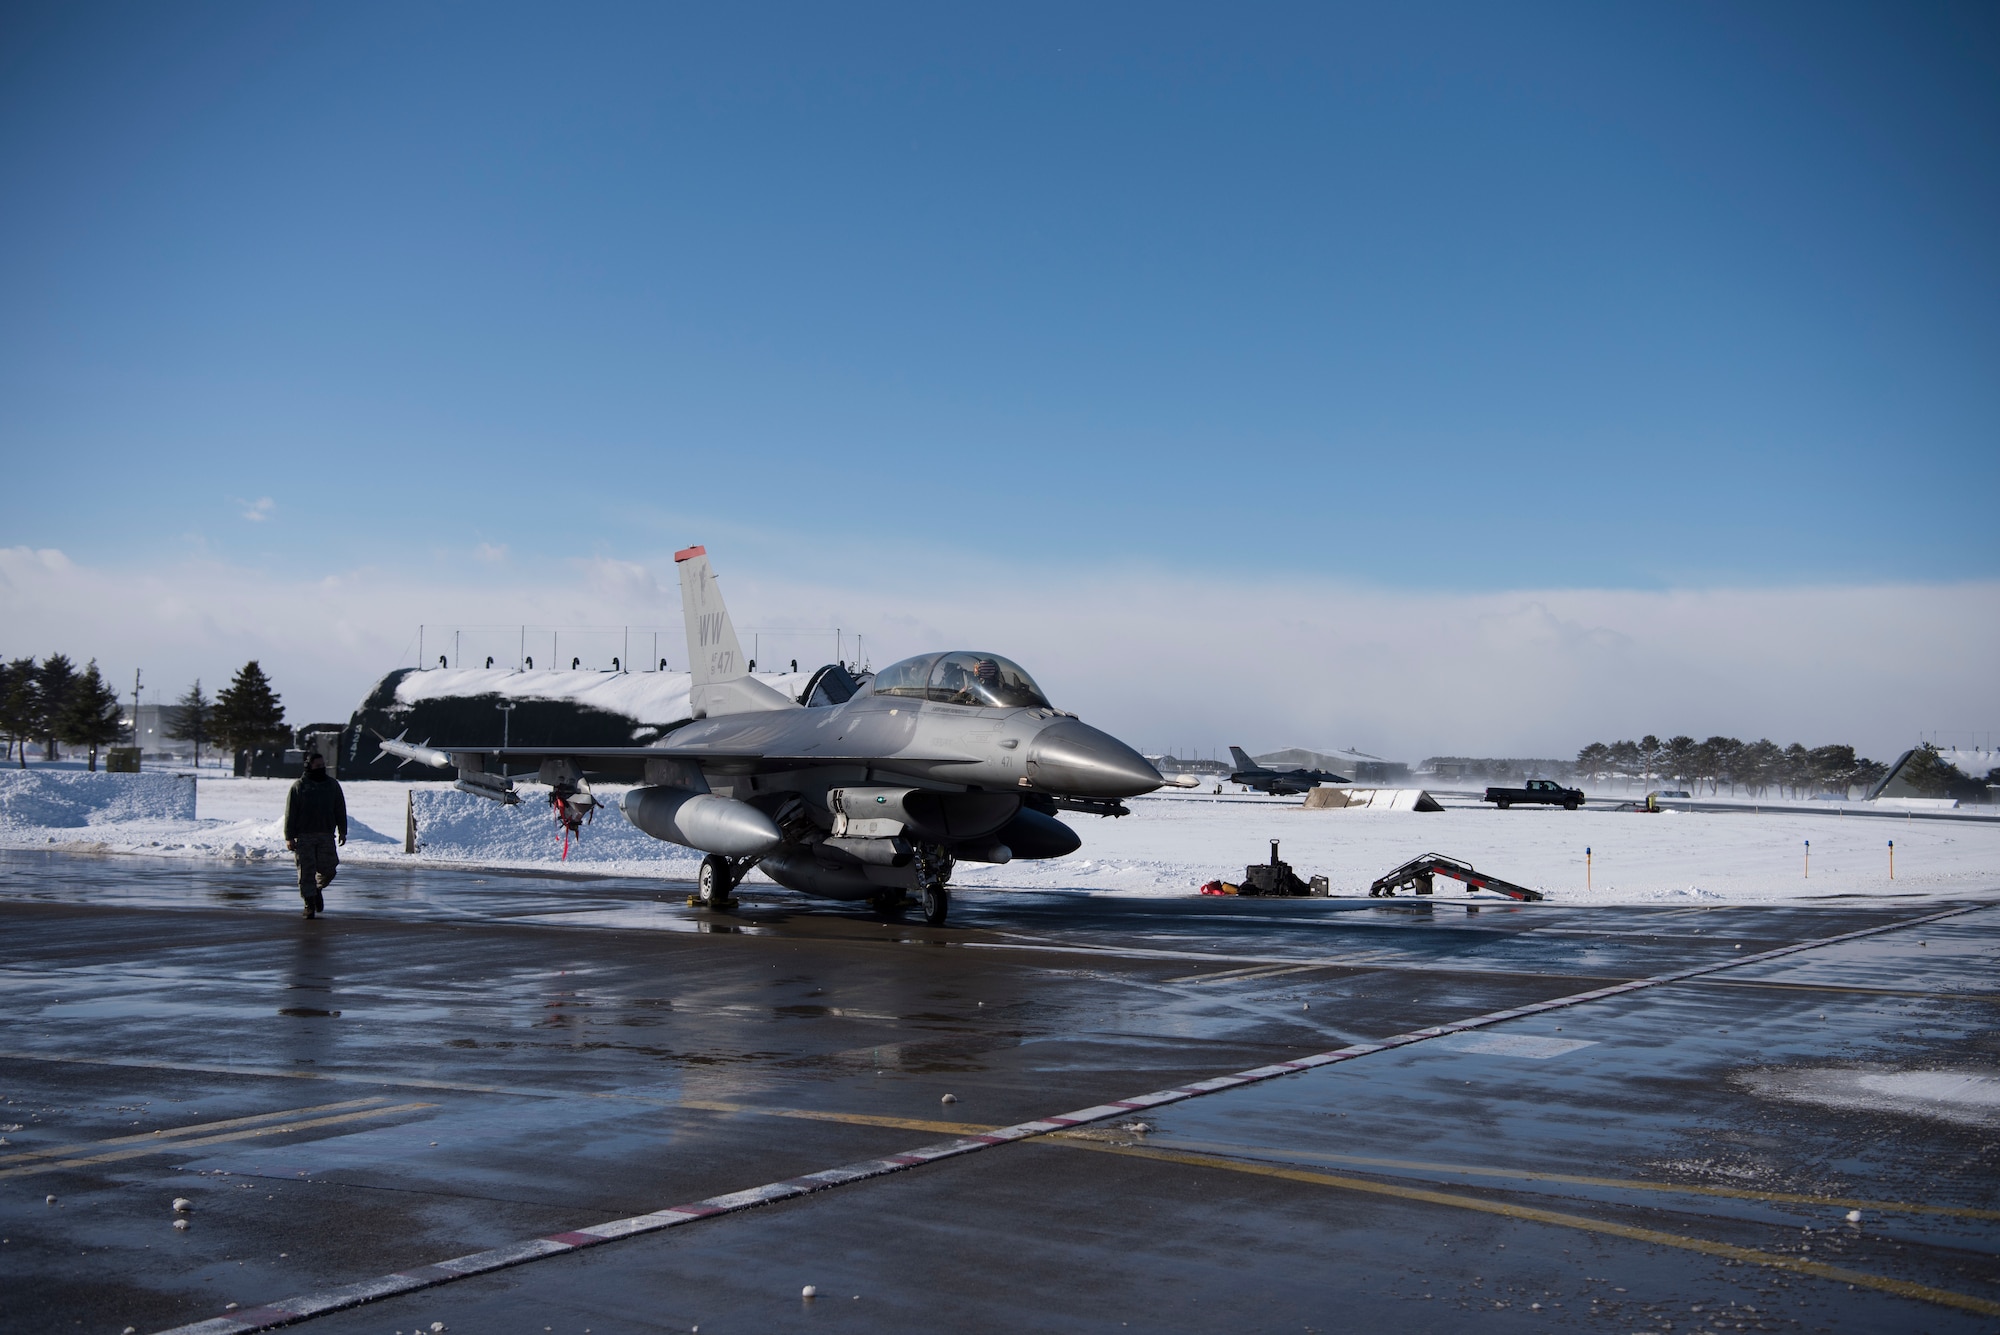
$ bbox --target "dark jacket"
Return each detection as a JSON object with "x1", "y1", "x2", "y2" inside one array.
[{"x1": 285, "y1": 771, "x2": 348, "y2": 841}]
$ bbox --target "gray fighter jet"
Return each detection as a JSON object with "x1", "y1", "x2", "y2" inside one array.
[
  {"x1": 1226, "y1": 746, "x2": 1350, "y2": 796},
  {"x1": 379, "y1": 546, "x2": 1192, "y2": 924}
]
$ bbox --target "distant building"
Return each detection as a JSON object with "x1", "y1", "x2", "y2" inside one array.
[
  {"x1": 1148, "y1": 754, "x2": 1230, "y2": 775},
  {"x1": 1420, "y1": 756, "x2": 1573, "y2": 783},
  {"x1": 1255, "y1": 747, "x2": 1409, "y2": 784},
  {"x1": 1870, "y1": 746, "x2": 1997, "y2": 803},
  {"x1": 122, "y1": 704, "x2": 193, "y2": 759}
]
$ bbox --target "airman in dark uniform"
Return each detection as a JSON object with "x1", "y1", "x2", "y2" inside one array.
[{"x1": 284, "y1": 752, "x2": 347, "y2": 918}]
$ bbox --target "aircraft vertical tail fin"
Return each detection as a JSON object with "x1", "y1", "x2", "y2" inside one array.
[
  {"x1": 674, "y1": 545, "x2": 797, "y2": 718},
  {"x1": 1228, "y1": 746, "x2": 1258, "y2": 772},
  {"x1": 676, "y1": 545, "x2": 746, "y2": 686}
]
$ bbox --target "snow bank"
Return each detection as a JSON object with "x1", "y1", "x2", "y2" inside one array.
[
  {"x1": 1302, "y1": 787, "x2": 1444, "y2": 812},
  {"x1": 0, "y1": 771, "x2": 393, "y2": 859},
  {"x1": 950, "y1": 790, "x2": 2000, "y2": 904},
  {"x1": 0, "y1": 770, "x2": 196, "y2": 827},
  {"x1": 0, "y1": 775, "x2": 1994, "y2": 905},
  {"x1": 411, "y1": 787, "x2": 699, "y2": 872}
]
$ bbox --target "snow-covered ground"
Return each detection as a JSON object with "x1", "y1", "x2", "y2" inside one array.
[
  {"x1": 1, "y1": 770, "x2": 1994, "y2": 905},
  {"x1": 989, "y1": 789, "x2": 2000, "y2": 904}
]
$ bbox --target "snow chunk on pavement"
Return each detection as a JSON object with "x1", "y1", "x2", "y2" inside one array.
[{"x1": 1739, "y1": 1067, "x2": 2000, "y2": 1126}]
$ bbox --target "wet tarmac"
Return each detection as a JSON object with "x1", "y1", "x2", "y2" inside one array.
[{"x1": 1, "y1": 848, "x2": 1997, "y2": 1334}]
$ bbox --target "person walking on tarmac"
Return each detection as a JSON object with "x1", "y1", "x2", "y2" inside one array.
[{"x1": 285, "y1": 752, "x2": 347, "y2": 918}]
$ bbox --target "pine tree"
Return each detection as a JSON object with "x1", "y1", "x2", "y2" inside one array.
[
  {"x1": 0, "y1": 659, "x2": 18, "y2": 764},
  {"x1": 35, "y1": 654, "x2": 77, "y2": 762},
  {"x1": 1739, "y1": 739, "x2": 1782, "y2": 798},
  {"x1": 164, "y1": 679, "x2": 213, "y2": 764},
  {"x1": 1702, "y1": 737, "x2": 1744, "y2": 795},
  {"x1": 1608, "y1": 740, "x2": 1641, "y2": 784},
  {"x1": 213, "y1": 661, "x2": 288, "y2": 761},
  {"x1": 1663, "y1": 735, "x2": 1698, "y2": 790},
  {"x1": 1780, "y1": 743, "x2": 1811, "y2": 799},
  {"x1": 0, "y1": 657, "x2": 38, "y2": 768},
  {"x1": 58, "y1": 660, "x2": 125, "y2": 772},
  {"x1": 1807, "y1": 744, "x2": 1859, "y2": 796},
  {"x1": 1575, "y1": 742, "x2": 1612, "y2": 783},
  {"x1": 1852, "y1": 757, "x2": 1889, "y2": 793}
]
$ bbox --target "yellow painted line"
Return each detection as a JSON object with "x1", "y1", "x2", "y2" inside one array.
[
  {"x1": 1160, "y1": 955, "x2": 1392, "y2": 987},
  {"x1": 665, "y1": 1104, "x2": 1999, "y2": 1225},
  {"x1": 1676, "y1": 978, "x2": 2000, "y2": 1003},
  {"x1": 1163, "y1": 961, "x2": 1350, "y2": 986},
  {"x1": 0, "y1": 1098, "x2": 392, "y2": 1166},
  {"x1": 677, "y1": 1099, "x2": 994, "y2": 1137},
  {"x1": 1066, "y1": 1136, "x2": 2000, "y2": 1222},
  {"x1": 0, "y1": 1102, "x2": 437, "y2": 1179},
  {"x1": 1053, "y1": 1140, "x2": 2000, "y2": 1318}
]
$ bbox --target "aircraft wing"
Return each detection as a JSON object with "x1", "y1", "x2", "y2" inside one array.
[{"x1": 375, "y1": 736, "x2": 975, "y2": 778}]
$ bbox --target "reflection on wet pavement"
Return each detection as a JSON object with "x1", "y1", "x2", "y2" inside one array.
[{"x1": 0, "y1": 848, "x2": 1996, "y2": 1333}]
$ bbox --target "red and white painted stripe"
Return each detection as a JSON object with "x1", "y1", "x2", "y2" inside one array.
[{"x1": 156, "y1": 904, "x2": 1979, "y2": 1335}]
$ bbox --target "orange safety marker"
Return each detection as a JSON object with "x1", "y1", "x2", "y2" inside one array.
[{"x1": 1888, "y1": 839, "x2": 1895, "y2": 880}]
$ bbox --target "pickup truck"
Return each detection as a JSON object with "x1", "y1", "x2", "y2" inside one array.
[{"x1": 1484, "y1": 778, "x2": 1585, "y2": 810}]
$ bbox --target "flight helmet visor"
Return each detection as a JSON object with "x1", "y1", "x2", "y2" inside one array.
[{"x1": 926, "y1": 652, "x2": 1050, "y2": 709}]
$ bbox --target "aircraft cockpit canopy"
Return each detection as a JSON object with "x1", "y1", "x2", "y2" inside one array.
[{"x1": 869, "y1": 652, "x2": 1052, "y2": 710}]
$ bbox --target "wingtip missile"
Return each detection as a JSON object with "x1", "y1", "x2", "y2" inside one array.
[{"x1": 375, "y1": 731, "x2": 454, "y2": 770}]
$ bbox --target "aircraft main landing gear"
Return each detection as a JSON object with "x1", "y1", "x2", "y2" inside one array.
[{"x1": 696, "y1": 855, "x2": 742, "y2": 910}]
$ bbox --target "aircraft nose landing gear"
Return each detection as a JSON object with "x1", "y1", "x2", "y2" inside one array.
[
  {"x1": 919, "y1": 880, "x2": 950, "y2": 926},
  {"x1": 914, "y1": 844, "x2": 955, "y2": 926}
]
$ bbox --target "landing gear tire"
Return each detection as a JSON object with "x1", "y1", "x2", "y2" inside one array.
[
  {"x1": 920, "y1": 881, "x2": 950, "y2": 927},
  {"x1": 697, "y1": 855, "x2": 733, "y2": 910},
  {"x1": 871, "y1": 888, "x2": 906, "y2": 918},
  {"x1": 913, "y1": 843, "x2": 954, "y2": 926}
]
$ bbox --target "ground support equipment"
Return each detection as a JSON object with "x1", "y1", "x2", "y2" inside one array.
[{"x1": 1368, "y1": 852, "x2": 1544, "y2": 901}]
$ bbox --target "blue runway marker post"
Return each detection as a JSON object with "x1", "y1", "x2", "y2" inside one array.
[
  {"x1": 1889, "y1": 839, "x2": 1895, "y2": 880},
  {"x1": 1804, "y1": 839, "x2": 1810, "y2": 880},
  {"x1": 1586, "y1": 846, "x2": 1592, "y2": 893}
]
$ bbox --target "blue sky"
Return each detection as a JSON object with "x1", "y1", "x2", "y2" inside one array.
[
  {"x1": 3, "y1": 4, "x2": 1997, "y2": 748},
  {"x1": 4, "y1": 2, "x2": 1996, "y2": 592}
]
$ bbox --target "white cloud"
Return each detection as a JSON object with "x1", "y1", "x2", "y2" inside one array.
[
  {"x1": 474, "y1": 542, "x2": 509, "y2": 563},
  {"x1": 238, "y1": 497, "x2": 275, "y2": 523},
  {"x1": 0, "y1": 543, "x2": 1992, "y2": 762}
]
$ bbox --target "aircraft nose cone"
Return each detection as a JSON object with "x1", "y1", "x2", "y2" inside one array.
[{"x1": 1027, "y1": 720, "x2": 1164, "y2": 798}]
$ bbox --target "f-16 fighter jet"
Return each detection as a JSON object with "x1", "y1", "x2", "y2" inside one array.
[
  {"x1": 1226, "y1": 746, "x2": 1350, "y2": 796},
  {"x1": 380, "y1": 546, "x2": 1191, "y2": 925}
]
